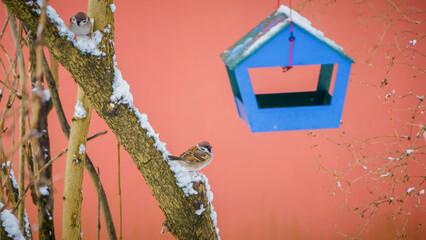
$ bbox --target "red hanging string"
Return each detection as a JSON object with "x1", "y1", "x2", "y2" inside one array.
[{"x1": 288, "y1": 0, "x2": 294, "y2": 68}]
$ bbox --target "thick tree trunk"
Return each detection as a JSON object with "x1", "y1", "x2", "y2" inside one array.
[{"x1": 3, "y1": 0, "x2": 219, "y2": 239}]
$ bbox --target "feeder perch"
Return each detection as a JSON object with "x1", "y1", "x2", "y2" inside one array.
[{"x1": 220, "y1": 5, "x2": 354, "y2": 132}]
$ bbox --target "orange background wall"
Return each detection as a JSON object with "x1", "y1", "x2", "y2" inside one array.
[{"x1": 1, "y1": 0, "x2": 425, "y2": 239}]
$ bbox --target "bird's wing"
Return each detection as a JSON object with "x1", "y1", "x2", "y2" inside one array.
[
  {"x1": 168, "y1": 155, "x2": 183, "y2": 160},
  {"x1": 181, "y1": 151, "x2": 209, "y2": 163},
  {"x1": 174, "y1": 145, "x2": 207, "y2": 163}
]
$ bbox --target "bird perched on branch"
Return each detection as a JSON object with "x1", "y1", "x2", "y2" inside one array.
[
  {"x1": 168, "y1": 141, "x2": 213, "y2": 171},
  {"x1": 69, "y1": 12, "x2": 92, "y2": 36}
]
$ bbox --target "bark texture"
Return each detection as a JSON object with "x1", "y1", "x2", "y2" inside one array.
[
  {"x1": 62, "y1": 86, "x2": 92, "y2": 240},
  {"x1": 3, "y1": 0, "x2": 219, "y2": 239},
  {"x1": 42, "y1": 50, "x2": 117, "y2": 240},
  {"x1": 28, "y1": 30, "x2": 56, "y2": 239}
]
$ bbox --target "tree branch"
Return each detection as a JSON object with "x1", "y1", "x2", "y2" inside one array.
[
  {"x1": 42, "y1": 50, "x2": 117, "y2": 240},
  {"x1": 3, "y1": 1, "x2": 219, "y2": 239}
]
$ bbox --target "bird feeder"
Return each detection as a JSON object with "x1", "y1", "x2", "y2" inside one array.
[{"x1": 220, "y1": 5, "x2": 354, "y2": 132}]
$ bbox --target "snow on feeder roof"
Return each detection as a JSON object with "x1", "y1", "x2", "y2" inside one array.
[
  {"x1": 220, "y1": 5, "x2": 354, "y2": 132},
  {"x1": 221, "y1": 5, "x2": 354, "y2": 70}
]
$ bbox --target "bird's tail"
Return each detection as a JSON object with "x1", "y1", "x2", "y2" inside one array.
[{"x1": 168, "y1": 155, "x2": 181, "y2": 161}]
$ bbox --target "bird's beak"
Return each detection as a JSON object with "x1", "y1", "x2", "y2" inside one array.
[{"x1": 76, "y1": 20, "x2": 81, "y2": 25}]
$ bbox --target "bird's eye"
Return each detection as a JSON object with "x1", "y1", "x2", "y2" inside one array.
[
  {"x1": 82, "y1": 20, "x2": 86, "y2": 23},
  {"x1": 202, "y1": 146, "x2": 212, "y2": 153}
]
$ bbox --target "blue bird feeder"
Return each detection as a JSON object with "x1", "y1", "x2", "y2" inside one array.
[{"x1": 220, "y1": 5, "x2": 354, "y2": 132}]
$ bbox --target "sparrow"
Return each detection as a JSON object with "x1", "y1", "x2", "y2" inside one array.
[
  {"x1": 69, "y1": 12, "x2": 92, "y2": 36},
  {"x1": 168, "y1": 141, "x2": 213, "y2": 171}
]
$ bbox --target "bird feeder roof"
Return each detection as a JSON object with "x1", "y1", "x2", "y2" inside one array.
[{"x1": 221, "y1": 5, "x2": 355, "y2": 70}]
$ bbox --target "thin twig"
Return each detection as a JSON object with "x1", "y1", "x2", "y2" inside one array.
[
  {"x1": 97, "y1": 167, "x2": 101, "y2": 240},
  {"x1": 10, "y1": 130, "x2": 107, "y2": 213},
  {"x1": 118, "y1": 140, "x2": 122, "y2": 240}
]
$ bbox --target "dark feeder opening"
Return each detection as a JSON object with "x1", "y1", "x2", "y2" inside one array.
[{"x1": 253, "y1": 64, "x2": 336, "y2": 108}]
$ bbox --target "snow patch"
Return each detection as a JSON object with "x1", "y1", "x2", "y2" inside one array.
[
  {"x1": 2, "y1": 162, "x2": 18, "y2": 189},
  {"x1": 195, "y1": 204, "x2": 206, "y2": 215},
  {"x1": 74, "y1": 100, "x2": 87, "y2": 119},
  {"x1": 0, "y1": 202, "x2": 26, "y2": 240},
  {"x1": 110, "y1": 3, "x2": 116, "y2": 13},
  {"x1": 24, "y1": 211, "x2": 31, "y2": 237},
  {"x1": 43, "y1": 89, "x2": 51, "y2": 102},
  {"x1": 72, "y1": 31, "x2": 106, "y2": 57},
  {"x1": 380, "y1": 173, "x2": 390, "y2": 178},
  {"x1": 407, "y1": 187, "x2": 415, "y2": 194},
  {"x1": 405, "y1": 149, "x2": 415, "y2": 154},
  {"x1": 79, "y1": 144, "x2": 86, "y2": 155},
  {"x1": 39, "y1": 185, "x2": 50, "y2": 196}
]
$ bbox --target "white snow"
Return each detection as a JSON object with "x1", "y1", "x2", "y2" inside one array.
[
  {"x1": 79, "y1": 144, "x2": 86, "y2": 155},
  {"x1": 110, "y1": 57, "x2": 133, "y2": 106},
  {"x1": 243, "y1": 5, "x2": 346, "y2": 58},
  {"x1": 277, "y1": 5, "x2": 344, "y2": 53},
  {"x1": 362, "y1": 166, "x2": 367, "y2": 170},
  {"x1": 2, "y1": 162, "x2": 18, "y2": 189},
  {"x1": 420, "y1": 189, "x2": 425, "y2": 195},
  {"x1": 202, "y1": 175, "x2": 219, "y2": 238},
  {"x1": 380, "y1": 173, "x2": 390, "y2": 177},
  {"x1": 39, "y1": 185, "x2": 50, "y2": 196},
  {"x1": 195, "y1": 204, "x2": 206, "y2": 215},
  {"x1": 74, "y1": 100, "x2": 87, "y2": 119},
  {"x1": 168, "y1": 161, "x2": 199, "y2": 195},
  {"x1": 405, "y1": 149, "x2": 415, "y2": 154},
  {"x1": 24, "y1": 211, "x2": 31, "y2": 237},
  {"x1": 409, "y1": 39, "x2": 417, "y2": 46},
  {"x1": 110, "y1": 3, "x2": 116, "y2": 13},
  {"x1": 43, "y1": 89, "x2": 51, "y2": 102},
  {"x1": 0, "y1": 202, "x2": 26, "y2": 240},
  {"x1": 104, "y1": 24, "x2": 111, "y2": 34},
  {"x1": 72, "y1": 31, "x2": 106, "y2": 57},
  {"x1": 407, "y1": 187, "x2": 415, "y2": 194},
  {"x1": 337, "y1": 181, "x2": 341, "y2": 187},
  {"x1": 44, "y1": 6, "x2": 75, "y2": 41}
]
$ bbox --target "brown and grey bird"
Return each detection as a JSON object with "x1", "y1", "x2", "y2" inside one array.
[
  {"x1": 69, "y1": 12, "x2": 92, "y2": 36},
  {"x1": 168, "y1": 141, "x2": 213, "y2": 171}
]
